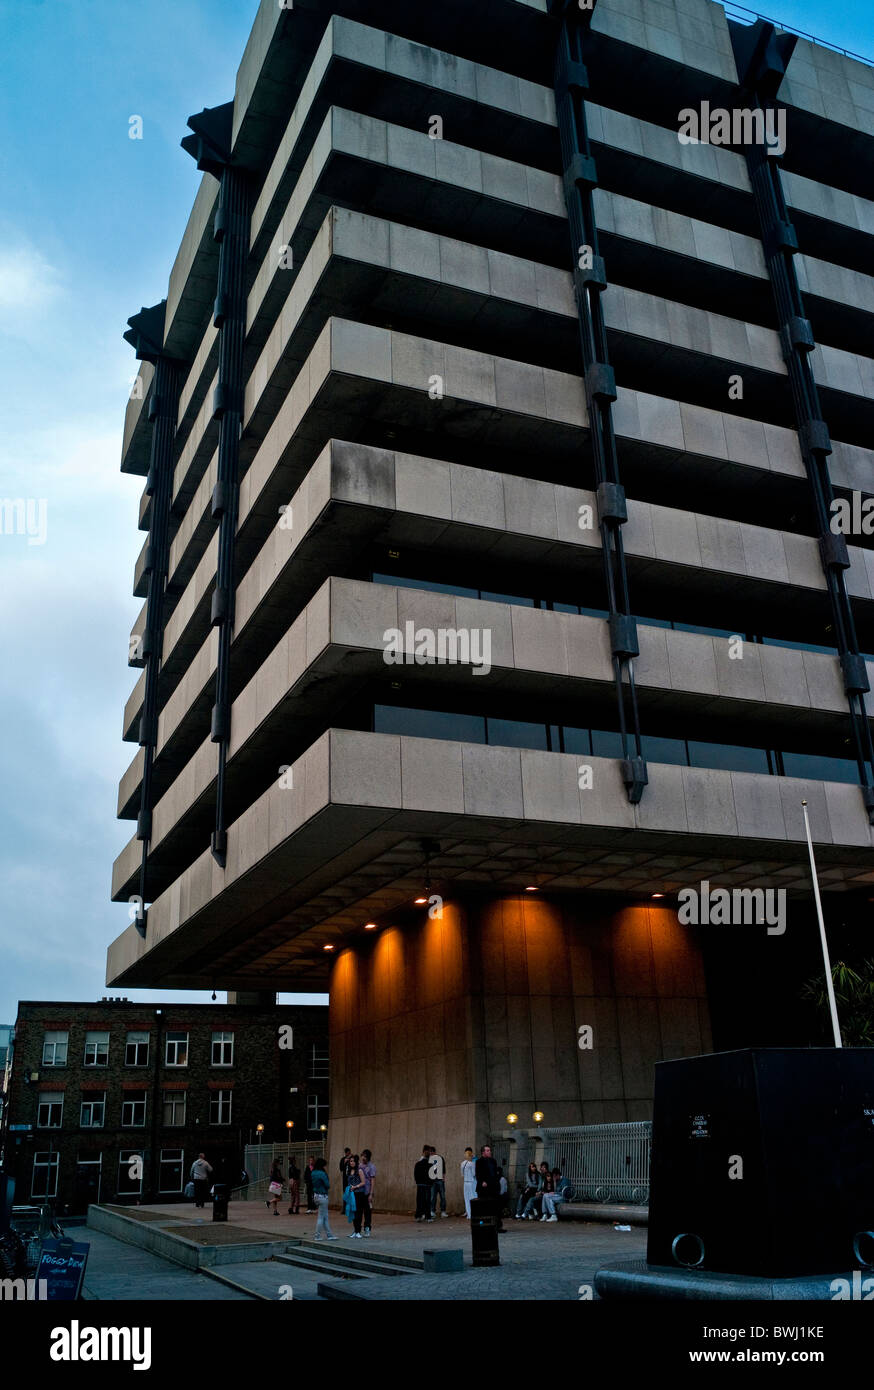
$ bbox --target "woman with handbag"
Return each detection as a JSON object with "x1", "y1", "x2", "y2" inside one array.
[{"x1": 266, "y1": 1157, "x2": 284, "y2": 1216}]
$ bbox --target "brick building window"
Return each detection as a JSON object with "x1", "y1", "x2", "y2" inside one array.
[
  {"x1": 163, "y1": 1091, "x2": 187, "y2": 1127},
  {"x1": 307, "y1": 1094, "x2": 328, "y2": 1131},
  {"x1": 83, "y1": 1031, "x2": 109, "y2": 1067},
  {"x1": 125, "y1": 1031, "x2": 149, "y2": 1066},
  {"x1": 165, "y1": 1032, "x2": 188, "y2": 1067},
  {"x1": 37, "y1": 1092, "x2": 63, "y2": 1128},
  {"x1": 209, "y1": 1090, "x2": 232, "y2": 1126},
  {"x1": 32, "y1": 1152, "x2": 59, "y2": 1199},
  {"x1": 121, "y1": 1091, "x2": 147, "y2": 1127},
  {"x1": 159, "y1": 1149, "x2": 184, "y2": 1193},
  {"x1": 117, "y1": 1150, "x2": 143, "y2": 1197},
  {"x1": 309, "y1": 1043, "x2": 329, "y2": 1079},
  {"x1": 42, "y1": 1031, "x2": 68, "y2": 1066},
  {"x1": 80, "y1": 1093, "x2": 105, "y2": 1129},
  {"x1": 211, "y1": 1031, "x2": 234, "y2": 1066}
]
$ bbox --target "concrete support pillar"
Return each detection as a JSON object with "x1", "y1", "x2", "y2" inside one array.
[{"x1": 328, "y1": 895, "x2": 711, "y2": 1212}]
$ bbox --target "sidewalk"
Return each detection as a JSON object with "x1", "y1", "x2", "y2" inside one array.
[
  {"x1": 79, "y1": 1227, "x2": 253, "y2": 1301},
  {"x1": 134, "y1": 1199, "x2": 647, "y2": 1299}
]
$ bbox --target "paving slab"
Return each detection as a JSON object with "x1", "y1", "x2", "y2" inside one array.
[{"x1": 79, "y1": 1228, "x2": 252, "y2": 1301}]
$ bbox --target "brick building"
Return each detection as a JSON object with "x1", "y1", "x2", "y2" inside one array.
[{"x1": 0, "y1": 998, "x2": 327, "y2": 1213}]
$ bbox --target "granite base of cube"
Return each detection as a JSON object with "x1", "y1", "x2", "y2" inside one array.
[
  {"x1": 424, "y1": 1248, "x2": 465, "y2": 1273},
  {"x1": 469, "y1": 1199, "x2": 501, "y2": 1267}
]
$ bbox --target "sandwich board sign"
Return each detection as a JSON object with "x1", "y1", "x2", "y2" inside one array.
[{"x1": 36, "y1": 1238, "x2": 89, "y2": 1300}]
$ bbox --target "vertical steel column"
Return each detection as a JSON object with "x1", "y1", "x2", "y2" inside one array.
[
  {"x1": 731, "y1": 20, "x2": 874, "y2": 822},
  {"x1": 181, "y1": 104, "x2": 252, "y2": 865},
  {"x1": 123, "y1": 303, "x2": 182, "y2": 936},
  {"x1": 550, "y1": 0, "x2": 647, "y2": 802},
  {"x1": 209, "y1": 167, "x2": 250, "y2": 865}
]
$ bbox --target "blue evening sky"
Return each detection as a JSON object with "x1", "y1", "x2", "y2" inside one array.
[{"x1": 0, "y1": 0, "x2": 871, "y2": 1022}]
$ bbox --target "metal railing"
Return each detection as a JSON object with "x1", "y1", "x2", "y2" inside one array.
[
  {"x1": 234, "y1": 1141, "x2": 326, "y2": 1199},
  {"x1": 541, "y1": 1122, "x2": 651, "y2": 1205},
  {"x1": 722, "y1": 3, "x2": 874, "y2": 69}
]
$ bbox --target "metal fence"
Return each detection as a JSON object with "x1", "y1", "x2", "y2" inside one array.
[
  {"x1": 236, "y1": 1141, "x2": 325, "y2": 1199},
  {"x1": 541, "y1": 1122, "x2": 652, "y2": 1205}
]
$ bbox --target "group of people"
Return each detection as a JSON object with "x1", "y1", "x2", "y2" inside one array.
[
  {"x1": 259, "y1": 1147, "x2": 569, "y2": 1236},
  {"x1": 513, "y1": 1162, "x2": 572, "y2": 1221},
  {"x1": 413, "y1": 1145, "x2": 449, "y2": 1220},
  {"x1": 265, "y1": 1150, "x2": 378, "y2": 1242}
]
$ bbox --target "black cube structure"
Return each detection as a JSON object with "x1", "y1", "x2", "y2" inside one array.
[{"x1": 647, "y1": 1049, "x2": 874, "y2": 1278}]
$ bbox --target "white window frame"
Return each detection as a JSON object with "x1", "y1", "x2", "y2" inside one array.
[
  {"x1": 83, "y1": 1031, "x2": 110, "y2": 1067},
  {"x1": 124, "y1": 1031, "x2": 150, "y2": 1067},
  {"x1": 37, "y1": 1092, "x2": 63, "y2": 1128},
  {"x1": 159, "y1": 1148, "x2": 185, "y2": 1194},
  {"x1": 80, "y1": 1093, "x2": 106, "y2": 1129},
  {"x1": 32, "y1": 1151, "x2": 59, "y2": 1199},
  {"x1": 163, "y1": 1090, "x2": 187, "y2": 1127},
  {"x1": 309, "y1": 1042, "x2": 329, "y2": 1079},
  {"x1": 42, "y1": 1031, "x2": 68, "y2": 1067},
  {"x1": 307, "y1": 1094, "x2": 328, "y2": 1131},
  {"x1": 117, "y1": 1149, "x2": 143, "y2": 1197},
  {"x1": 165, "y1": 1032, "x2": 189, "y2": 1067},
  {"x1": 211, "y1": 1031, "x2": 234, "y2": 1066},
  {"x1": 121, "y1": 1092, "x2": 147, "y2": 1128},
  {"x1": 209, "y1": 1089, "x2": 232, "y2": 1125}
]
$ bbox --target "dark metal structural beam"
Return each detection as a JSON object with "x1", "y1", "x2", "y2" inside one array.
[
  {"x1": 123, "y1": 302, "x2": 183, "y2": 936},
  {"x1": 729, "y1": 19, "x2": 874, "y2": 824},
  {"x1": 549, "y1": 0, "x2": 647, "y2": 804},
  {"x1": 182, "y1": 105, "x2": 253, "y2": 867}
]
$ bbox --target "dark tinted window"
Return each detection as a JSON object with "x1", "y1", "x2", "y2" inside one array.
[{"x1": 374, "y1": 706, "x2": 485, "y2": 743}]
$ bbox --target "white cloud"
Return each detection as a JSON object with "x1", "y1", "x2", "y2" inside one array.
[{"x1": 0, "y1": 242, "x2": 63, "y2": 316}]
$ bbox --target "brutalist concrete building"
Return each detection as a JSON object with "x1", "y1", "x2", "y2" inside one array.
[{"x1": 108, "y1": 0, "x2": 874, "y2": 1209}]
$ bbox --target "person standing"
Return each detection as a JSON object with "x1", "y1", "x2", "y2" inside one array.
[
  {"x1": 190, "y1": 1153, "x2": 213, "y2": 1209},
  {"x1": 266, "y1": 1157, "x2": 284, "y2": 1216},
  {"x1": 475, "y1": 1144, "x2": 504, "y2": 1233},
  {"x1": 429, "y1": 1147, "x2": 448, "y2": 1218},
  {"x1": 311, "y1": 1158, "x2": 338, "y2": 1241},
  {"x1": 303, "y1": 1156, "x2": 315, "y2": 1213},
  {"x1": 461, "y1": 1147, "x2": 477, "y2": 1219},
  {"x1": 357, "y1": 1149, "x2": 376, "y2": 1237},
  {"x1": 287, "y1": 1158, "x2": 301, "y2": 1215},
  {"x1": 346, "y1": 1154, "x2": 362, "y2": 1237},
  {"x1": 338, "y1": 1147, "x2": 352, "y2": 1199},
  {"x1": 414, "y1": 1146, "x2": 432, "y2": 1221}
]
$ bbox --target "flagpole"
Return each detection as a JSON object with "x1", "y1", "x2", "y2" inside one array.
[{"x1": 801, "y1": 799, "x2": 842, "y2": 1047}]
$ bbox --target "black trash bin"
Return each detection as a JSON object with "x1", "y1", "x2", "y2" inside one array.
[
  {"x1": 469, "y1": 1198, "x2": 500, "y2": 1267},
  {"x1": 212, "y1": 1183, "x2": 229, "y2": 1223}
]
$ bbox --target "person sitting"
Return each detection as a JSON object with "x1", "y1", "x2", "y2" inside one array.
[
  {"x1": 541, "y1": 1169, "x2": 572, "y2": 1222},
  {"x1": 520, "y1": 1161, "x2": 551, "y2": 1219},
  {"x1": 515, "y1": 1162, "x2": 541, "y2": 1218},
  {"x1": 497, "y1": 1166, "x2": 509, "y2": 1218}
]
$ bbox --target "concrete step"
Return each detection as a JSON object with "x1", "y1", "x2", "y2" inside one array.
[
  {"x1": 274, "y1": 1250, "x2": 372, "y2": 1280},
  {"x1": 278, "y1": 1243, "x2": 414, "y2": 1279},
  {"x1": 200, "y1": 1266, "x2": 270, "y2": 1300},
  {"x1": 285, "y1": 1238, "x2": 424, "y2": 1272}
]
